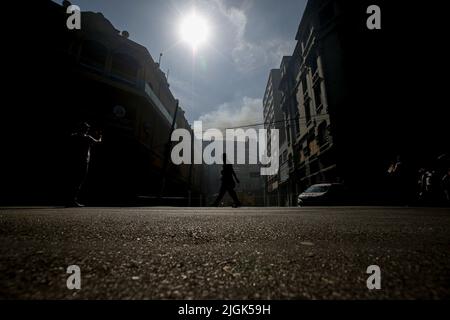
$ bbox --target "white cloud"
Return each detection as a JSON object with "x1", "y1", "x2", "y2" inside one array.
[
  {"x1": 267, "y1": 39, "x2": 297, "y2": 66},
  {"x1": 213, "y1": 0, "x2": 296, "y2": 72},
  {"x1": 168, "y1": 77, "x2": 200, "y2": 110},
  {"x1": 195, "y1": 97, "x2": 267, "y2": 163},
  {"x1": 197, "y1": 96, "x2": 263, "y2": 131}
]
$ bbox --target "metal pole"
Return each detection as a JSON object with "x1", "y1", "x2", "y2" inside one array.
[{"x1": 159, "y1": 99, "x2": 179, "y2": 204}]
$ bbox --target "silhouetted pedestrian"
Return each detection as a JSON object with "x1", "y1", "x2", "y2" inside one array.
[
  {"x1": 442, "y1": 168, "x2": 450, "y2": 203},
  {"x1": 387, "y1": 155, "x2": 406, "y2": 204},
  {"x1": 212, "y1": 153, "x2": 242, "y2": 208},
  {"x1": 422, "y1": 169, "x2": 439, "y2": 203},
  {"x1": 66, "y1": 122, "x2": 102, "y2": 207},
  {"x1": 417, "y1": 168, "x2": 427, "y2": 201}
]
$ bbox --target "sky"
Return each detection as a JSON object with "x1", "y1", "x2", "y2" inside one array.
[{"x1": 56, "y1": 0, "x2": 307, "y2": 130}]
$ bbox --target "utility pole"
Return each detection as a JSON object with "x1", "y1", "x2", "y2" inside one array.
[
  {"x1": 187, "y1": 130, "x2": 194, "y2": 206},
  {"x1": 158, "y1": 99, "x2": 179, "y2": 204}
]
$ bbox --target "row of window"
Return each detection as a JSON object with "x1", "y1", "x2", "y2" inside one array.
[{"x1": 79, "y1": 40, "x2": 140, "y2": 83}]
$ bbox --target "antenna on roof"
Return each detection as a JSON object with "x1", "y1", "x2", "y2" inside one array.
[{"x1": 158, "y1": 53, "x2": 163, "y2": 68}]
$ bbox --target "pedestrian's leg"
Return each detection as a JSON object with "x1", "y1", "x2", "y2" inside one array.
[
  {"x1": 75, "y1": 162, "x2": 89, "y2": 203},
  {"x1": 212, "y1": 185, "x2": 226, "y2": 207},
  {"x1": 228, "y1": 188, "x2": 241, "y2": 207},
  {"x1": 66, "y1": 172, "x2": 79, "y2": 206}
]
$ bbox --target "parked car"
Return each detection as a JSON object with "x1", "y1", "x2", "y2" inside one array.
[{"x1": 297, "y1": 183, "x2": 348, "y2": 206}]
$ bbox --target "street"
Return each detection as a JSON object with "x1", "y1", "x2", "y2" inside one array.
[{"x1": 0, "y1": 207, "x2": 449, "y2": 299}]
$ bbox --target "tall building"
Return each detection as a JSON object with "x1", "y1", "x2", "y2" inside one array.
[
  {"x1": 278, "y1": 56, "x2": 300, "y2": 206},
  {"x1": 262, "y1": 69, "x2": 287, "y2": 206},
  {"x1": 285, "y1": 0, "x2": 337, "y2": 196},
  {"x1": 268, "y1": 0, "x2": 448, "y2": 204},
  {"x1": 275, "y1": 0, "x2": 388, "y2": 202}
]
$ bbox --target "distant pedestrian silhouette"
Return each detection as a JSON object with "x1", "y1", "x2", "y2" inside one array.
[
  {"x1": 442, "y1": 168, "x2": 450, "y2": 203},
  {"x1": 212, "y1": 153, "x2": 242, "y2": 208},
  {"x1": 67, "y1": 122, "x2": 102, "y2": 207}
]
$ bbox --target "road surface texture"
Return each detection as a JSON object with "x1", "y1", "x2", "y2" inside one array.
[{"x1": 0, "y1": 207, "x2": 449, "y2": 299}]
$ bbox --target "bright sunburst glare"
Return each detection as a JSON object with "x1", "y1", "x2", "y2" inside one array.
[{"x1": 179, "y1": 10, "x2": 210, "y2": 51}]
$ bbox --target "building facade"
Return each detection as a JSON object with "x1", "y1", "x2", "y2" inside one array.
[
  {"x1": 2, "y1": 1, "x2": 203, "y2": 206},
  {"x1": 270, "y1": 0, "x2": 376, "y2": 204},
  {"x1": 263, "y1": 0, "x2": 449, "y2": 204},
  {"x1": 262, "y1": 69, "x2": 286, "y2": 206}
]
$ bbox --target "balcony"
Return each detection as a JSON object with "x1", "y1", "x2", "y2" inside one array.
[
  {"x1": 303, "y1": 91, "x2": 310, "y2": 102},
  {"x1": 312, "y1": 70, "x2": 321, "y2": 84},
  {"x1": 303, "y1": 146, "x2": 310, "y2": 158},
  {"x1": 316, "y1": 103, "x2": 324, "y2": 114},
  {"x1": 319, "y1": 141, "x2": 331, "y2": 153},
  {"x1": 144, "y1": 82, "x2": 174, "y2": 126}
]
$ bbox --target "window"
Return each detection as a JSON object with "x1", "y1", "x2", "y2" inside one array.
[
  {"x1": 294, "y1": 111, "x2": 300, "y2": 136},
  {"x1": 80, "y1": 40, "x2": 107, "y2": 69},
  {"x1": 302, "y1": 79, "x2": 308, "y2": 97},
  {"x1": 303, "y1": 145, "x2": 310, "y2": 157},
  {"x1": 314, "y1": 84, "x2": 322, "y2": 111},
  {"x1": 304, "y1": 184, "x2": 329, "y2": 193},
  {"x1": 308, "y1": 55, "x2": 318, "y2": 75},
  {"x1": 304, "y1": 101, "x2": 311, "y2": 125},
  {"x1": 310, "y1": 159, "x2": 319, "y2": 174},
  {"x1": 286, "y1": 124, "x2": 291, "y2": 144},
  {"x1": 319, "y1": 1, "x2": 335, "y2": 27},
  {"x1": 111, "y1": 53, "x2": 140, "y2": 83},
  {"x1": 317, "y1": 122, "x2": 328, "y2": 146}
]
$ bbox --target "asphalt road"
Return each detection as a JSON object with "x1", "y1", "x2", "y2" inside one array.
[{"x1": 0, "y1": 207, "x2": 449, "y2": 299}]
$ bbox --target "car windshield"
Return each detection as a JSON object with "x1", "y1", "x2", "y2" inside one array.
[{"x1": 304, "y1": 185, "x2": 330, "y2": 193}]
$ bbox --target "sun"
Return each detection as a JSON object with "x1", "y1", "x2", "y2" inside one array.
[{"x1": 179, "y1": 10, "x2": 210, "y2": 51}]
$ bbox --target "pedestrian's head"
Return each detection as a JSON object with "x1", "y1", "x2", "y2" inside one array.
[{"x1": 79, "y1": 121, "x2": 90, "y2": 133}]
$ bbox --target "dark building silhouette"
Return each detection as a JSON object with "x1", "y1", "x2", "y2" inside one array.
[
  {"x1": 263, "y1": 69, "x2": 287, "y2": 206},
  {"x1": 264, "y1": 0, "x2": 448, "y2": 204},
  {"x1": 1, "y1": 1, "x2": 203, "y2": 206}
]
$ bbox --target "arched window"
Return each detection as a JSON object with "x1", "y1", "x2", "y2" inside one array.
[
  {"x1": 80, "y1": 40, "x2": 107, "y2": 69},
  {"x1": 111, "y1": 53, "x2": 139, "y2": 83},
  {"x1": 317, "y1": 121, "x2": 328, "y2": 146}
]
